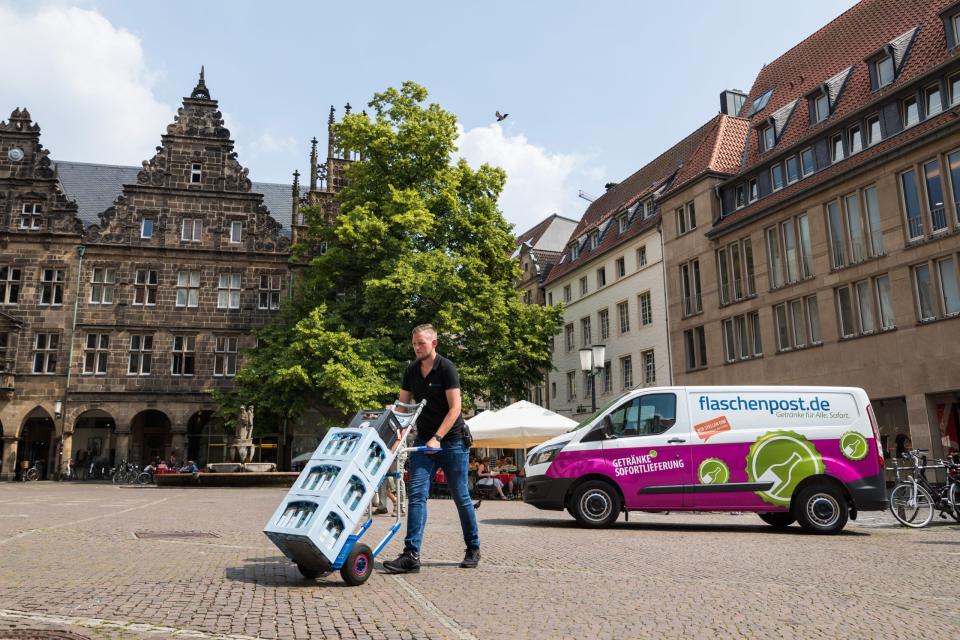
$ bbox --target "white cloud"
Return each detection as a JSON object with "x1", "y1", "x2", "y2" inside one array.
[
  {"x1": 0, "y1": 4, "x2": 173, "y2": 165},
  {"x1": 455, "y1": 123, "x2": 602, "y2": 234},
  {"x1": 242, "y1": 130, "x2": 298, "y2": 157}
]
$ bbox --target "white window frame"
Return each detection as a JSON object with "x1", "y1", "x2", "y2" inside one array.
[
  {"x1": 214, "y1": 336, "x2": 239, "y2": 377},
  {"x1": 230, "y1": 221, "x2": 243, "y2": 244},
  {"x1": 141, "y1": 218, "x2": 154, "y2": 239},
  {"x1": 191, "y1": 163, "x2": 202, "y2": 184},
  {"x1": 218, "y1": 273, "x2": 242, "y2": 309},
  {"x1": 128, "y1": 334, "x2": 153, "y2": 376},
  {"x1": 176, "y1": 270, "x2": 201, "y2": 308},
  {"x1": 181, "y1": 218, "x2": 202, "y2": 242},
  {"x1": 171, "y1": 335, "x2": 196, "y2": 376},
  {"x1": 82, "y1": 333, "x2": 110, "y2": 375},
  {"x1": 133, "y1": 269, "x2": 158, "y2": 306}
]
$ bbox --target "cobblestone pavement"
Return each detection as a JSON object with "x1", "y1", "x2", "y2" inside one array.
[{"x1": 0, "y1": 483, "x2": 958, "y2": 639}]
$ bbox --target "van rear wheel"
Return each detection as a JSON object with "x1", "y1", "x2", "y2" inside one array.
[
  {"x1": 570, "y1": 480, "x2": 621, "y2": 528},
  {"x1": 758, "y1": 512, "x2": 795, "y2": 528},
  {"x1": 793, "y1": 484, "x2": 848, "y2": 534}
]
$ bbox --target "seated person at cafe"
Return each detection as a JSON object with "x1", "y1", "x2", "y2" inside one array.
[{"x1": 476, "y1": 457, "x2": 509, "y2": 499}]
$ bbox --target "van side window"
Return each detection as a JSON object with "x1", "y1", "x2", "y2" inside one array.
[
  {"x1": 605, "y1": 398, "x2": 641, "y2": 438},
  {"x1": 637, "y1": 393, "x2": 677, "y2": 435},
  {"x1": 602, "y1": 393, "x2": 677, "y2": 438}
]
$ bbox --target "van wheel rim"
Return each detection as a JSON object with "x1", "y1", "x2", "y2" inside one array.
[
  {"x1": 582, "y1": 490, "x2": 611, "y2": 521},
  {"x1": 807, "y1": 493, "x2": 840, "y2": 528}
]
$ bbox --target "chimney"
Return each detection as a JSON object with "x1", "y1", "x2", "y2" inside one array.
[{"x1": 720, "y1": 89, "x2": 747, "y2": 116}]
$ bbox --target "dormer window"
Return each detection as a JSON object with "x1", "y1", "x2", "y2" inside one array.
[
  {"x1": 951, "y1": 12, "x2": 960, "y2": 48},
  {"x1": 735, "y1": 184, "x2": 745, "y2": 209},
  {"x1": 876, "y1": 54, "x2": 895, "y2": 88},
  {"x1": 19, "y1": 203, "x2": 42, "y2": 229},
  {"x1": 748, "y1": 179, "x2": 758, "y2": 203},
  {"x1": 760, "y1": 125, "x2": 775, "y2": 152},
  {"x1": 191, "y1": 163, "x2": 202, "y2": 184},
  {"x1": 589, "y1": 230, "x2": 599, "y2": 249},
  {"x1": 617, "y1": 214, "x2": 628, "y2": 234},
  {"x1": 570, "y1": 243, "x2": 580, "y2": 260},
  {"x1": 811, "y1": 90, "x2": 830, "y2": 124}
]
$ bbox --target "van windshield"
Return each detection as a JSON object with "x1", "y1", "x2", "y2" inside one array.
[{"x1": 568, "y1": 393, "x2": 628, "y2": 431}]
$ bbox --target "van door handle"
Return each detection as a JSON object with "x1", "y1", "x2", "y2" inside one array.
[{"x1": 667, "y1": 438, "x2": 686, "y2": 444}]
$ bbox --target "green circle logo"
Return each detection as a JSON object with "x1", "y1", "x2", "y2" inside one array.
[
  {"x1": 746, "y1": 431, "x2": 824, "y2": 507},
  {"x1": 649, "y1": 449, "x2": 658, "y2": 459},
  {"x1": 839, "y1": 431, "x2": 868, "y2": 461},
  {"x1": 698, "y1": 458, "x2": 730, "y2": 484}
]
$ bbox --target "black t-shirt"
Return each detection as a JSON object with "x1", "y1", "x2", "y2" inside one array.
[{"x1": 401, "y1": 354, "x2": 466, "y2": 442}]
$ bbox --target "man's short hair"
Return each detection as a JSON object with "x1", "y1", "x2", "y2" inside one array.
[{"x1": 412, "y1": 323, "x2": 436, "y2": 338}]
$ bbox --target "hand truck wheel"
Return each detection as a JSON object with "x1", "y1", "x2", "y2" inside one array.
[{"x1": 340, "y1": 543, "x2": 373, "y2": 586}]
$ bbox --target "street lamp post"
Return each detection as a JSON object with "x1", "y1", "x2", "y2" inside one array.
[{"x1": 578, "y1": 344, "x2": 606, "y2": 414}]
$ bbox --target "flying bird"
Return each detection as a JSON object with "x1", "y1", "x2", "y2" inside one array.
[{"x1": 495, "y1": 111, "x2": 509, "y2": 122}]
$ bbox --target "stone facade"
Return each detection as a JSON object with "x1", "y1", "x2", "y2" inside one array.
[{"x1": 0, "y1": 73, "x2": 346, "y2": 480}]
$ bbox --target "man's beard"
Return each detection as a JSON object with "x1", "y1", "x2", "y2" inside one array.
[{"x1": 415, "y1": 351, "x2": 431, "y2": 362}]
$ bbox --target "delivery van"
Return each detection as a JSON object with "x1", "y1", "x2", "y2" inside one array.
[{"x1": 522, "y1": 386, "x2": 887, "y2": 534}]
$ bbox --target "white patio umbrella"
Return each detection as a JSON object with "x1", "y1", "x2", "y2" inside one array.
[{"x1": 466, "y1": 400, "x2": 578, "y2": 448}]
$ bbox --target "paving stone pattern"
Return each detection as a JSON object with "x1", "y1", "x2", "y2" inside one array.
[{"x1": 1, "y1": 484, "x2": 958, "y2": 639}]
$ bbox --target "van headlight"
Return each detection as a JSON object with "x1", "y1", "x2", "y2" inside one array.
[{"x1": 530, "y1": 442, "x2": 567, "y2": 466}]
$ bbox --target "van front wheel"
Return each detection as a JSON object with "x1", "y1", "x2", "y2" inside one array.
[
  {"x1": 570, "y1": 480, "x2": 621, "y2": 528},
  {"x1": 793, "y1": 484, "x2": 848, "y2": 534}
]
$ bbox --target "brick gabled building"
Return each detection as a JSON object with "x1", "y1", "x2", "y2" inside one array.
[
  {"x1": 665, "y1": 0, "x2": 960, "y2": 460},
  {"x1": 542, "y1": 115, "x2": 746, "y2": 418},
  {"x1": 0, "y1": 72, "x2": 306, "y2": 480}
]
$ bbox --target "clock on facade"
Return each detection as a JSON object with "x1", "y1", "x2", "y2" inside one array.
[{"x1": 7, "y1": 147, "x2": 24, "y2": 162}]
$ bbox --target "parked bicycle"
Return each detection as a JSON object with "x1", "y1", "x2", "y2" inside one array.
[
  {"x1": 21, "y1": 461, "x2": 41, "y2": 482},
  {"x1": 888, "y1": 449, "x2": 960, "y2": 527}
]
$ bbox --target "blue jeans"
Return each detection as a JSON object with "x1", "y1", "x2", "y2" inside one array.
[{"x1": 404, "y1": 438, "x2": 479, "y2": 554}]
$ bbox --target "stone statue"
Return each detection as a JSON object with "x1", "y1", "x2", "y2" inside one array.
[
  {"x1": 229, "y1": 405, "x2": 255, "y2": 463},
  {"x1": 239, "y1": 405, "x2": 254, "y2": 442}
]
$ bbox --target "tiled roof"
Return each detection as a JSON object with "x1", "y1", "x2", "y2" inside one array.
[
  {"x1": 663, "y1": 114, "x2": 750, "y2": 199},
  {"x1": 737, "y1": 0, "x2": 955, "y2": 176},
  {"x1": 543, "y1": 114, "x2": 745, "y2": 286},
  {"x1": 567, "y1": 117, "x2": 718, "y2": 242},
  {"x1": 711, "y1": 107, "x2": 958, "y2": 236},
  {"x1": 54, "y1": 160, "x2": 306, "y2": 236},
  {"x1": 516, "y1": 214, "x2": 560, "y2": 247}
]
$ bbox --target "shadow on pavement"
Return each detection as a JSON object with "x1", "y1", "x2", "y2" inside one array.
[
  {"x1": 479, "y1": 517, "x2": 869, "y2": 536},
  {"x1": 224, "y1": 556, "x2": 349, "y2": 588}
]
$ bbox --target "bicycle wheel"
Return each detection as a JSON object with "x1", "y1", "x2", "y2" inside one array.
[
  {"x1": 25, "y1": 467, "x2": 39, "y2": 481},
  {"x1": 889, "y1": 483, "x2": 934, "y2": 528},
  {"x1": 949, "y1": 482, "x2": 960, "y2": 523}
]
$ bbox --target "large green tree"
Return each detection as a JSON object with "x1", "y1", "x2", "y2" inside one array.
[{"x1": 217, "y1": 82, "x2": 562, "y2": 428}]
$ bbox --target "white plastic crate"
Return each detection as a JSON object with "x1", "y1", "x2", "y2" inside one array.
[
  {"x1": 290, "y1": 460, "x2": 374, "y2": 522},
  {"x1": 264, "y1": 498, "x2": 354, "y2": 564},
  {"x1": 308, "y1": 428, "x2": 390, "y2": 485}
]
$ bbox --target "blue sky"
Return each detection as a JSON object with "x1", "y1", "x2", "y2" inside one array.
[{"x1": 0, "y1": 0, "x2": 858, "y2": 232}]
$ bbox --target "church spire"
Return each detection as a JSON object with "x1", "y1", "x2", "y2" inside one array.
[
  {"x1": 190, "y1": 66, "x2": 211, "y2": 100},
  {"x1": 309, "y1": 137, "x2": 318, "y2": 191}
]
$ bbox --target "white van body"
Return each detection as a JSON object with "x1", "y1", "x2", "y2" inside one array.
[{"x1": 523, "y1": 386, "x2": 886, "y2": 534}]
